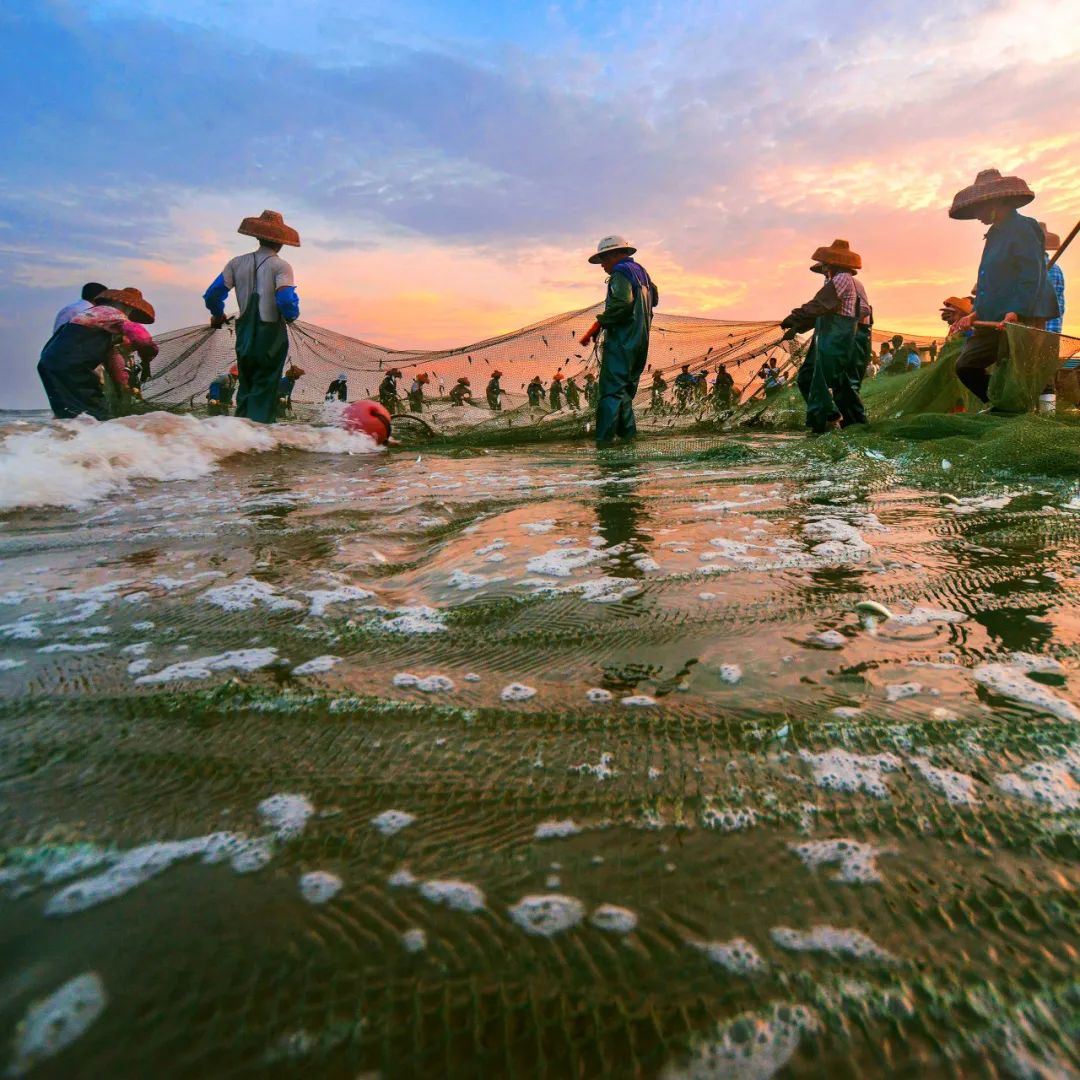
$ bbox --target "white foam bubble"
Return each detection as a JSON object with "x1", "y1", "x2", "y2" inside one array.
[
  {"x1": 972, "y1": 661, "x2": 1079, "y2": 721},
  {"x1": 418, "y1": 879, "x2": 486, "y2": 912},
  {"x1": 521, "y1": 520, "x2": 556, "y2": 535},
  {"x1": 809, "y1": 630, "x2": 847, "y2": 649},
  {"x1": 380, "y1": 606, "x2": 447, "y2": 634},
  {"x1": 585, "y1": 688, "x2": 614, "y2": 703},
  {"x1": 888, "y1": 606, "x2": 968, "y2": 627},
  {"x1": 201, "y1": 577, "x2": 303, "y2": 613},
  {"x1": 995, "y1": 755, "x2": 1080, "y2": 812},
  {"x1": 392, "y1": 672, "x2": 454, "y2": 693},
  {"x1": 570, "y1": 752, "x2": 617, "y2": 780},
  {"x1": 720, "y1": 664, "x2": 743, "y2": 684},
  {"x1": 589, "y1": 904, "x2": 637, "y2": 934},
  {"x1": 37, "y1": 642, "x2": 108, "y2": 653},
  {"x1": 508, "y1": 894, "x2": 585, "y2": 936},
  {"x1": 0, "y1": 412, "x2": 380, "y2": 511},
  {"x1": 292, "y1": 655, "x2": 341, "y2": 676},
  {"x1": 701, "y1": 806, "x2": 757, "y2": 832},
  {"x1": 300, "y1": 586, "x2": 374, "y2": 617},
  {"x1": 885, "y1": 682, "x2": 923, "y2": 702},
  {"x1": 6, "y1": 972, "x2": 107, "y2": 1077},
  {"x1": 534, "y1": 819, "x2": 582, "y2": 839},
  {"x1": 788, "y1": 839, "x2": 888, "y2": 884},
  {"x1": 501, "y1": 683, "x2": 536, "y2": 702},
  {"x1": 799, "y1": 750, "x2": 902, "y2": 799},
  {"x1": 371, "y1": 810, "x2": 416, "y2": 836},
  {"x1": 525, "y1": 547, "x2": 606, "y2": 577},
  {"x1": 257, "y1": 793, "x2": 314, "y2": 840},
  {"x1": 660, "y1": 1003, "x2": 819, "y2": 1080},
  {"x1": 401, "y1": 928, "x2": 427, "y2": 953},
  {"x1": 687, "y1": 937, "x2": 767, "y2": 974},
  {"x1": 621, "y1": 695, "x2": 656, "y2": 707},
  {"x1": 910, "y1": 757, "x2": 980, "y2": 806},
  {"x1": 771, "y1": 925, "x2": 895, "y2": 962},
  {"x1": 299, "y1": 871, "x2": 342, "y2": 905},
  {"x1": 135, "y1": 648, "x2": 279, "y2": 684},
  {"x1": 387, "y1": 867, "x2": 418, "y2": 888}
]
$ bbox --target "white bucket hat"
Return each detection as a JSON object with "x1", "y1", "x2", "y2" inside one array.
[{"x1": 588, "y1": 235, "x2": 637, "y2": 264}]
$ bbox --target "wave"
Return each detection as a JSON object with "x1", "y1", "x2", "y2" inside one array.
[{"x1": 0, "y1": 412, "x2": 381, "y2": 512}]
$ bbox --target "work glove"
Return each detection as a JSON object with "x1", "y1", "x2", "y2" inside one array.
[
  {"x1": 781, "y1": 328, "x2": 797, "y2": 342},
  {"x1": 140, "y1": 358, "x2": 152, "y2": 384},
  {"x1": 210, "y1": 314, "x2": 227, "y2": 330}
]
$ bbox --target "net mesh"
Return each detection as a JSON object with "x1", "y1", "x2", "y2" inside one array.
[{"x1": 141, "y1": 312, "x2": 1080, "y2": 446}]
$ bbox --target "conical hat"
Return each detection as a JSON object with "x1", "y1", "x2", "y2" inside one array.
[
  {"x1": 1039, "y1": 222, "x2": 1061, "y2": 250},
  {"x1": 810, "y1": 239, "x2": 861, "y2": 271},
  {"x1": 942, "y1": 296, "x2": 974, "y2": 315},
  {"x1": 949, "y1": 169, "x2": 1034, "y2": 219},
  {"x1": 94, "y1": 286, "x2": 156, "y2": 324},
  {"x1": 238, "y1": 209, "x2": 301, "y2": 247}
]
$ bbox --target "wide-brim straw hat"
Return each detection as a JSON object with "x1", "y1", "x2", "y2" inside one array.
[
  {"x1": 942, "y1": 295, "x2": 974, "y2": 315},
  {"x1": 588, "y1": 235, "x2": 637, "y2": 264},
  {"x1": 94, "y1": 286, "x2": 155, "y2": 324},
  {"x1": 490, "y1": 370, "x2": 503, "y2": 378},
  {"x1": 949, "y1": 169, "x2": 1034, "y2": 219},
  {"x1": 810, "y1": 239, "x2": 861, "y2": 271},
  {"x1": 1039, "y1": 222, "x2": 1061, "y2": 250},
  {"x1": 238, "y1": 209, "x2": 301, "y2": 247},
  {"x1": 386, "y1": 368, "x2": 403, "y2": 377},
  {"x1": 457, "y1": 377, "x2": 470, "y2": 385},
  {"x1": 416, "y1": 373, "x2": 430, "y2": 383}
]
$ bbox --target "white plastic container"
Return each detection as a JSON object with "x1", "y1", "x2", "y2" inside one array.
[{"x1": 1038, "y1": 392, "x2": 1056, "y2": 414}]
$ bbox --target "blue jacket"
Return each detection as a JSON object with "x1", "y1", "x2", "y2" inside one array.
[{"x1": 975, "y1": 210, "x2": 1059, "y2": 323}]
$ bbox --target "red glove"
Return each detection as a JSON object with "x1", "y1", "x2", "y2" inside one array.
[
  {"x1": 210, "y1": 314, "x2": 227, "y2": 329},
  {"x1": 579, "y1": 320, "x2": 601, "y2": 347}
]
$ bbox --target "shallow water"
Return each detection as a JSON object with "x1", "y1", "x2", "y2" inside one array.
[{"x1": 1, "y1": 416, "x2": 1079, "y2": 1078}]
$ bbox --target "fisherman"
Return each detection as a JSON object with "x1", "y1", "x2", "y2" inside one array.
[
  {"x1": 947, "y1": 169, "x2": 1059, "y2": 405},
  {"x1": 1043, "y1": 224, "x2": 1076, "y2": 404},
  {"x1": 449, "y1": 376, "x2": 473, "y2": 405},
  {"x1": 408, "y1": 372, "x2": 429, "y2": 413},
  {"x1": 579, "y1": 235, "x2": 659, "y2": 446},
  {"x1": 203, "y1": 210, "x2": 300, "y2": 424},
  {"x1": 903, "y1": 342, "x2": 922, "y2": 371},
  {"x1": 941, "y1": 296, "x2": 974, "y2": 337},
  {"x1": 548, "y1": 371, "x2": 564, "y2": 409},
  {"x1": 583, "y1": 371, "x2": 598, "y2": 409},
  {"x1": 379, "y1": 368, "x2": 402, "y2": 414},
  {"x1": 279, "y1": 363, "x2": 304, "y2": 415},
  {"x1": 758, "y1": 359, "x2": 785, "y2": 397},
  {"x1": 565, "y1": 375, "x2": 582, "y2": 410},
  {"x1": 324, "y1": 373, "x2": 347, "y2": 402},
  {"x1": 878, "y1": 341, "x2": 893, "y2": 371},
  {"x1": 694, "y1": 370, "x2": 709, "y2": 403},
  {"x1": 650, "y1": 369, "x2": 668, "y2": 410},
  {"x1": 928, "y1": 340, "x2": 938, "y2": 362},
  {"x1": 53, "y1": 282, "x2": 108, "y2": 334},
  {"x1": 485, "y1": 370, "x2": 503, "y2": 410},
  {"x1": 38, "y1": 287, "x2": 158, "y2": 421},
  {"x1": 712, "y1": 363, "x2": 735, "y2": 410},
  {"x1": 527, "y1": 375, "x2": 545, "y2": 407},
  {"x1": 673, "y1": 364, "x2": 697, "y2": 410},
  {"x1": 208, "y1": 365, "x2": 238, "y2": 415},
  {"x1": 780, "y1": 239, "x2": 873, "y2": 433}
]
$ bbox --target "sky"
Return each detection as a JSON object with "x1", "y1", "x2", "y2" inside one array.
[{"x1": 1, "y1": 0, "x2": 1078, "y2": 408}]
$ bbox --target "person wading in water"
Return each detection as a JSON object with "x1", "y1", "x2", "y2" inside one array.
[
  {"x1": 579, "y1": 235, "x2": 659, "y2": 447},
  {"x1": 203, "y1": 210, "x2": 301, "y2": 424},
  {"x1": 781, "y1": 239, "x2": 873, "y2": 434}
]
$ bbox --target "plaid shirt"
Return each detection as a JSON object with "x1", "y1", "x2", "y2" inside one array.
[
  {"x1": 1047, "y1": 258, "x2": 1065, "y2": 335},
  {"x1": 831, "y1": 272, "x2": 873, "y2": 324}
]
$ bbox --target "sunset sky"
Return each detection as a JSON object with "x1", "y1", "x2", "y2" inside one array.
[{"x1": 2, "y1": 0, "x2": 1078, "y2": 408}]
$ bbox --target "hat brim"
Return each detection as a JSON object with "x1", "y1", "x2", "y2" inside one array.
[
  {"x1": 588, "y1": 246, "x2": 636, "y2": 264},
  {"x1": 94, "y1": 290, "x2": 156, "y2": 323},
  {"x1": 238, "y1": 218, "x2": 301, "y2": 247},
  {"x1": 948, "y1": 192, "x2": 1034, "y2": 220}
]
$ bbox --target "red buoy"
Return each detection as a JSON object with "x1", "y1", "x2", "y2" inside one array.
[{"x1": 341, "y1": 399, "x2": 392, "y2": 445}]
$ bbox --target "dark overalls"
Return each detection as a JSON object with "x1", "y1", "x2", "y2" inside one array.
[
  {"x1": 38, "y1": 323, "x2": 114, "y2": 421},
  {"x1": 234, "y1": 253, "x2": 289, "y2": 424}
]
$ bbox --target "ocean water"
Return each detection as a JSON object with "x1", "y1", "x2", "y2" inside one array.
[{"x1": 1, "y1": 413, "x2": 1079, "y2": 1078}]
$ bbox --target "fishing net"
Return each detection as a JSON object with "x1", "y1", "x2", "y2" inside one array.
[{"x1": 141, "y1": 311, "x2": 1080, "y2": 452}]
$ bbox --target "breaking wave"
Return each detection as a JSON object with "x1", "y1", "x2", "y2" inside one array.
[{"x1": 0, "y1": 412, "x2": 380, "y2": 512}]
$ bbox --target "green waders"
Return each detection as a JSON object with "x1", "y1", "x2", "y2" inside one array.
[
  {"x1": 796, "y1": 304, "x2": 869, "y2": 433},
  {"x1": 234, "y1": 254, "x2": 289, "y2": 424}
]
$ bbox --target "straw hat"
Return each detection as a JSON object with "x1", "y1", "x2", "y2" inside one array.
[
  {"x1": 810, "y1": 239, "x2": 861, "y2": 271},
  {"x1": 457, "y1": 376, "x2": 470, "y2": 385},
  {"x1": 588, "y1": 235, "x2": 636, "y2": 264},
  {"x1": 416, "y1": 372, "x2": 430, "y2": 384},
  {"x1": 552, "y1": 371, "x2": 564, "y2": 381},
  {"x1": 1039, "y1": 222, "x2": 1061, "y2": 250},
  {"x1": 229, "y1": 363, "x2": 239, "y2": 376},
  {"x1": 490, "y1": 370, "x2": 503, "y2": 378},
  {"x1": 948, "y1": 169, "x2": 1034, "y2": 220},
  {"x1": 810, "y1": 262, "x2": 827, "y2": 275},
  {"x1": 238, "y1": 209, "x2": 301, "y2": 247},
  {"x1": 386, "y1": 368, "x2": 402, "y2": 378},
  {"x1": 94, "y1": 286, "x2": 155, "y2": 324},
  {"x1": 942, "y1": 296, "x2": 974, "y2": 315}
]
